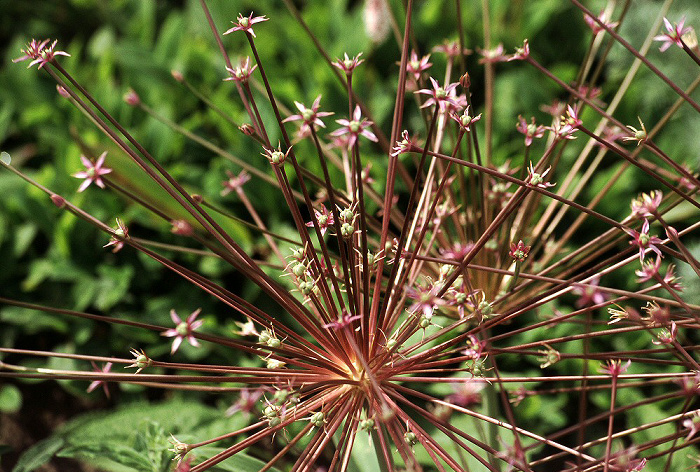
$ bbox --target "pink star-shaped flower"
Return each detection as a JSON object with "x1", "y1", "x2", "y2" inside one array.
[
  {"x1": 625, "y1": 219, "x2": 663, "y2": 262},
  {"x1": 653, "y1": 17, "x2": 691, "y2": 52},
  {"x1": 13, "y1": 39, "x2": 70, "y2": 69},
  {"x1": 404, "y1": 50, "x2": 432, "y2": 81},
  {"x1": 332, "y1": 52, "x2": 365, "y2": 74},
  {"x1": 630, "y1": 190, "x2": 662, "y2": 219},
  {"x1": 390, "y1": 130, "x2": 417, "y2": 157},
  {"x1": 221, "y1": 170, "x2": 251, "y2": 196},
  {"x1": 635, "y1": 256, "x2": 662, "y2": 283},
  {"x1": 72, "y1": 152, "x2": 112, "y2": 192},
  {"x1": 162, "y1": 308, "x2": 204, "y2": 354},
  {"x1": 573, "y1": 277, "x2": 609, "y2": 308},
  {"x1": 224, "y1": 57, "x2": 257, "y2": 83},
  {"x1": 477, "y1": 44, "x2": 508, "y2": 64},
  {"x1": 223, "y1": 13, "x2": 269, "y2": 38},
  {"x1": 331, "y1": 105, "x2": 378, "y2": 148},
  {"x1": 323, "y1": 310, "x2": 362, "y2": 330},
  {"x1": 583, "y1": 10, "x2": 618, "y2": 36},
  {"x1": 405, "y1": 282, "x2": 447, "y2": 318},
  {"x1": 599, "y1": 359, "x2": 631, "y2": 377},
  {"x1": 282, "y1": 95, "x2": 334, "y2": 129},
  {"x1": 449, "y1": 106, "x2": 482, "y2": 132},
  {"x1": 86, "y1": 362, "x2": 113, "y2": 398},
  {"x1": 509, "y1": 240, "x2": 530, "y2": 261},
  {"x1": 516, "y1": 115, "x2": 545, "y2": 147},
  {"x1": 306, "y1": 203, "x2": 334, "y2": 236},
  {"x1": 416, "y1": 77, "x2": 460, "y2": 111}
]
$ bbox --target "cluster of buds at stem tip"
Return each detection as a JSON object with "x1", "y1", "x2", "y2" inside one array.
[
  {"x1": 262, "y1": 402, "x2": 283, "y2": 428},
  {"x1": 258, "y1": 328, "x2": 282, "y2": 349},
  {"x1": 338, "y1": 205, "x2": 356, "y2": 239}
]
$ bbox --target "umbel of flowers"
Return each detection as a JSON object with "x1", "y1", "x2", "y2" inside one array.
[{"x1": 3, "y1": 2, "x2": 700, "y2": 472}]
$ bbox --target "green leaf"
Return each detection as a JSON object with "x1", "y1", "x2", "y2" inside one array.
[
  {"x1": 12, "y1": 223, "x2": 38, "y2": 257},
  {"x1": 0, "y1": 384, "x2": 22, "y2": 413},
  {"x1": 12, "y1": 437, "x2": 64, "y2": 472},
  {"x1": 196, "y1": 447, "x2": 283, "y2": 472},
  {"x1": 58, "y1": 442, "x2": 153, "y2": 472}
]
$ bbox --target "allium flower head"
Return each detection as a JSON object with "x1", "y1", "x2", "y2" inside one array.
[
  {"x1": 652, "y1": 321, "x2": 677, "y2": 345},
  {"x1": 13, "y1": 39, "x2": 70, "y2": 69},
  {"x1": 226, "y1": 388, "x2": 264, "y2": 416},
  {"x1": 432, "y1": 40, "x2": 472, "y2": 58},
  {"x1": 683, "y1": 411, "x2": 700, "y2": 441},
  {"x1": 405, "y1": 281, "x2": 447, "y2": 318},
  {"x1": 123, "y1": 88, "x2": 140, "y2": 106},
  {"x1": 282, "y1": 95, "x2": 333, "y2": 129},
  {"x1": 72, "y1": 151, "x2": 112, "y2": 192},
  {"x1": 391, "y1": 130, "x2": 416, "y2": 157},
  {"x1": 322, "y1": 309, "x2": 362, "y2": 330},
  {"x1": 653, "y1": 17, "x2": 692, "y2": 52},
  {"x1": 446, "y1": 379, "x2": 484, "y2": 407},
  {"x1": 171, "y1": 219, "x2": 194, "y2": 236},
  {"x1": 161, "y1": 308, "x2": 204, "y2": 354},
  {"x1": 331, "y1": 105, "x2": 378, "y2": 148},
  {"x1": 635, "y1": 256, "x2": 662, "y2": 283},
  {"x1": 262, "y1": 143, "x2": 292, "y2": 166},
  {"x1": 126, "y1": 349, "x2": 152, "y2": 374},
  {"x1": 223, "y1": 13, "x2": 269, "y2": 38}
]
